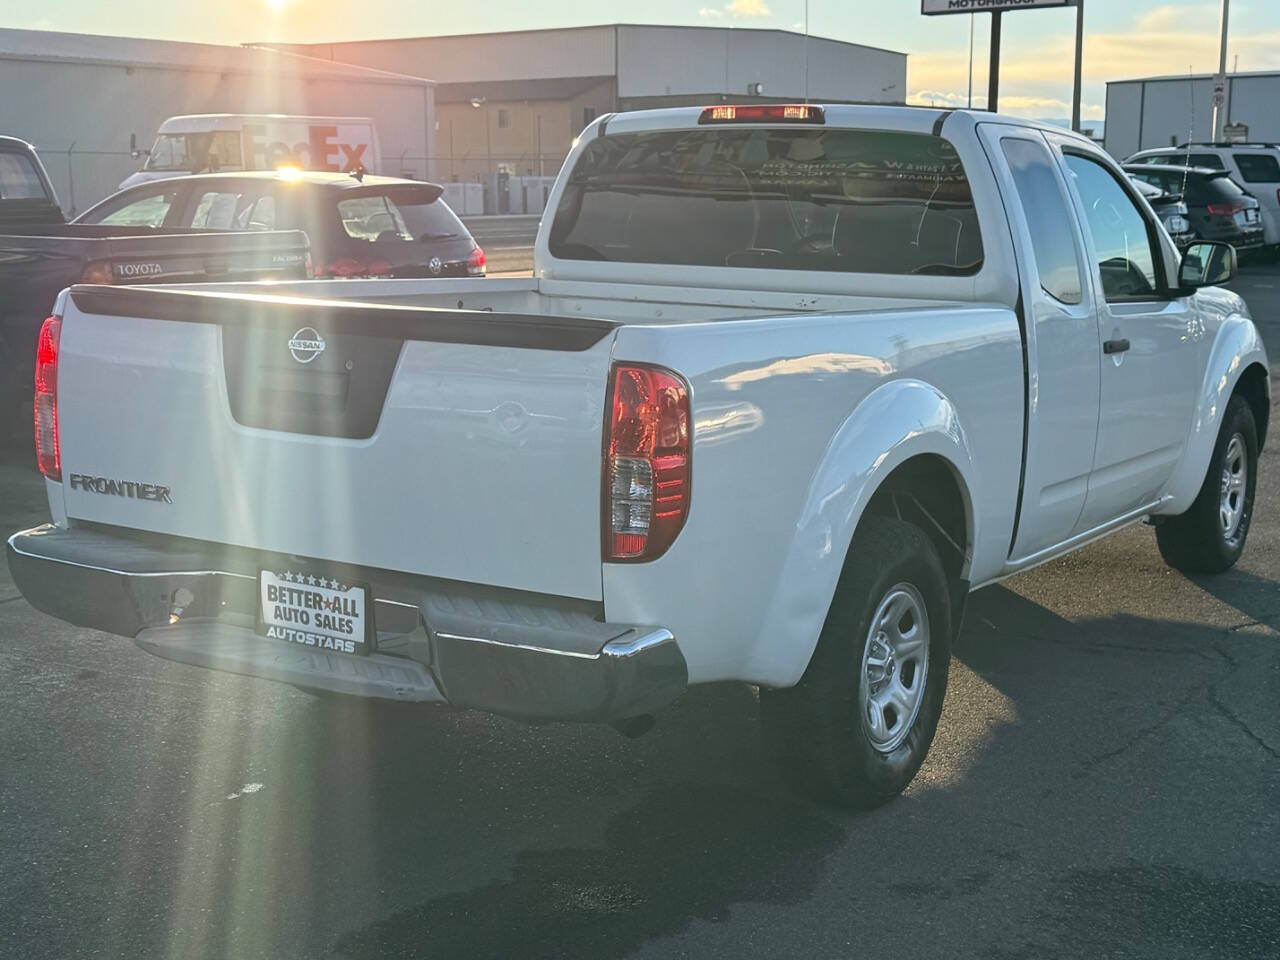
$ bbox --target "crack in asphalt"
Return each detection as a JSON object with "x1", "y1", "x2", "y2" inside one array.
[
  {"x1": 1069, "y1": 620, "x2": 1279, "y2": 776},
  {"x1": 1208, "y1": 687, "x2": 1280, "y2": 760},
  {"x1": 1070, "y1": 684, "x2": 1204, "y2": 778}
]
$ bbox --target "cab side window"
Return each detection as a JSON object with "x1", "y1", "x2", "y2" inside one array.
[
  {"x1": 1065, "y1": 154, "x2": 1161, "y2": 302},
  {"x1": 1001, "y1": 138, "x2": 1083, "y2": 305}
]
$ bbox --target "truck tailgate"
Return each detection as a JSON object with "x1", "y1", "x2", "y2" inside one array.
[{"x1": 55, "y1": 286, "x2": 618, "y2": 601}]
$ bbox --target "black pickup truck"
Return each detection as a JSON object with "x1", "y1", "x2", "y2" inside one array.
[{"x1": 0, "y1": 135, "x2": 311, "y2": 430}]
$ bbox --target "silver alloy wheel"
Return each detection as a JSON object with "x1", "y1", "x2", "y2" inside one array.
[
  {"x1": 858, "y1": 582, "x2": 930, "y2": 754},
  {"x1": 1220, "y1": 433, "x2": 1248, "y2": 545}
]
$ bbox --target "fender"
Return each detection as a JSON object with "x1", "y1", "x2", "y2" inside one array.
[
  {"x1": 1160, "y1": 312, "x2": 1270, "y2": 515},
  {"x1": 744, "y1": 378, "x2": 978, "y2": 687}
]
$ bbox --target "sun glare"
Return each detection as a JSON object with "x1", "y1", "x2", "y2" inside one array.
[{"x1": 266, "y1": 0, "x2": 290, "y2": 12}]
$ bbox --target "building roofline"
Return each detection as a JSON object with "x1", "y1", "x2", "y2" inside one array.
[
  {"x1": 0, "y1": 28, "x2": 433, "y2": 86},
  {"x1": 1107, "y1": 69, "x2": 1280, "y2": 85},
  {"x1": 270, "y1": 22, "x2": 906, "y2": 58}
]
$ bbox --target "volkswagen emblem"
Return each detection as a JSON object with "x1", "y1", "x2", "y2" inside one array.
[
  {"x1": 428, "y1": 256, "x2": 443, "y2": 275},
  {"x1": 288, "y1": 327, "x2": 326, "y2": 364}
]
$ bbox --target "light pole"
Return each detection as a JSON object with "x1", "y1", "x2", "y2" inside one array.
[
  {"x1": 470, "y1": 96, "x2": 494, "y2": 212},
  {"x1": 1071, "y1": 0, "x2": 1085, "y2": 132},
  {"x1": 1211, "y1": 0, "x2": 1231, "y2": 141},
  {"x1": 967, "y1": 14, "x2": 974, "y2": 109}
]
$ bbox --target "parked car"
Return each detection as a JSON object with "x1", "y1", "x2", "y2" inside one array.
[
  {"x1": 1124, "y1": 164, "x2": 1265, "y2": 255},
  {"x1": 1129, "y1": 175, "x2": 1195, "y2": 248},
  {"x1": 1125, "y1": 142, "x2": 1280, "y2": 248},
  {"x1": 9, "y1": 106, "x2": 1268, "y2": 810},
  {"x1": 77, "y1": 171, "x2": 485, "y2": 279},
  {"x1": 121, "y1": 114, "x2": 380, "y2": 189},
  {"x1": 0, "y1": 136, "x2": 310, "y2": 430}
]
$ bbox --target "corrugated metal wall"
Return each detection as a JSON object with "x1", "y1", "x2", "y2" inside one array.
[
  {"x1": 1106, "y1": 74, "x2": 1280, "y2": 159},
  {"x1": 615, "y1": 25, "x2": 905, "y2": 104}
]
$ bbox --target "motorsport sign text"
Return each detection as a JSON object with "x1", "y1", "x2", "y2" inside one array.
[
  {"x1": 259, "y1": 569, "x2": 368, "y2": 655},
  {"x1": 922, "y1": 0, "x2": 1074, "y2": 13}
]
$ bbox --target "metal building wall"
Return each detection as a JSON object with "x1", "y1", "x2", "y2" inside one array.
[
  {"x1": 1105, "y1": 74, "x2": 1280, "y2": 159},
  {"x1": 293, "y1": 26, "x2": 619, "y2": 84},
  {"x1": 0, "y1": 56, "x2": 432, "y2": 214},
  {"x1": 615, "y1": 25, "x2": 906, "y2": 104}
]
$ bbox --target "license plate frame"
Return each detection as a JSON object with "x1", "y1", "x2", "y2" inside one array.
[{"x1": 256, "y1": 567, "x2": 375, "y2": 656}]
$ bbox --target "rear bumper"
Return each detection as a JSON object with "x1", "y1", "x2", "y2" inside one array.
[{"x1": 7, "y1": 524, "x2": 686, "y2": 722}]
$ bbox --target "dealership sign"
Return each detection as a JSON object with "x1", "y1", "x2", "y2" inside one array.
[{"x1": 922, "y1": 0, "x2": 1075, "y2": 13}]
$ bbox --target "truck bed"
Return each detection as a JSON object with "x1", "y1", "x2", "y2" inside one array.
[{"x1": 49, "y1": 279, "x2": 1022, "y2": 617}]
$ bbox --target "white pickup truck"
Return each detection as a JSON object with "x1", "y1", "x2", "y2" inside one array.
[{"x1": 8, "y1": 105, "x2": 1270, "y2": 808}]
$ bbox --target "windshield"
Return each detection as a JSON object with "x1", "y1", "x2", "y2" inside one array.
[
  {"x1": 337, "y1": 189, "x2": 465, "y2": 243},
  {"x1": 549, "y1": 127, "x2": 983, "y2": 275},
  {"x1": 145, "y1": 134, "x2": 193, "y2": 172}
]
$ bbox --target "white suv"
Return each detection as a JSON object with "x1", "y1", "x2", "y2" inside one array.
[{"x1": 1125, "y1": 143, "x2": 1280, "y2": 249}]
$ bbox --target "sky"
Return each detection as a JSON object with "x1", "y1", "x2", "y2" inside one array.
[{"x1": 7, "y1": 1, "x2": 1280, "y2": 121}]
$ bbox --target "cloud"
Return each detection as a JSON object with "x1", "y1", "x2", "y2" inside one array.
[
  {"x1": 699, "y1": 0, "x2": 771, "y2": 19},
  {"x1": 906, "y1": 4, "x2": 1280, "y2": 120}
]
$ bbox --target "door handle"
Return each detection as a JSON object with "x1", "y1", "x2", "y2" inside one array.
[{"x1": 1103, "y1": 338, "x2": 1130, "y2": 355}]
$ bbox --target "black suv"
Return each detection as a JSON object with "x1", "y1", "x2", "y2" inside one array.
[
  {"x1": 76, "y1": 170, "x2": 485, "y2": 278},
  {"x1": 1124, "y1": 164, "x2": 1265, "y2": 255}
]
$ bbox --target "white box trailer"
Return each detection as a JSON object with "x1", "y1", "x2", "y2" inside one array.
[{"x1": 120, "y1": 114, "x2": 381, "y2": 189}]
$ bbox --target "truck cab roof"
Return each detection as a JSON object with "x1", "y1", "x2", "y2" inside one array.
[{"x1": 0, "y1": 135, "x2": 63, "y2": 225}]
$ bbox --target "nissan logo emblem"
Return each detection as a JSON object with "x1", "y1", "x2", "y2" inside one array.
[{"x1": 288, "y1": 327, "x2": 326, "y2": 364}]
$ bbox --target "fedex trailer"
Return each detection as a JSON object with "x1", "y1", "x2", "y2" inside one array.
[{"x1": 120, "y1": 114, "x2": 381, "y2": 189}]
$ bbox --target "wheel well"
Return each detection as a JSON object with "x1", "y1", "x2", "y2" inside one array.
[
  {"x1": 1233, "y1": 363, "x2": 1270, "y2": 450},
  {"x1": 861, "y1": 455, "x2": 971, "y2": 587}
]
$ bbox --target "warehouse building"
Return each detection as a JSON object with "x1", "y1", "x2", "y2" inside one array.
[
  {"x1": 279, "y1": 24, "x2": 907, "y2": 187},
  {"x1": 1105, "y1": 71, "x2": 1280, "y2": 160},
  {"x1": 0, "y1": 28, "x2": 435, "y2": 214}
]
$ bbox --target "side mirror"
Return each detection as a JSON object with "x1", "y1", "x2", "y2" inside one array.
[
  {"x1": 129, "y1": 133, "x2": 149, "y2": 161},
  {"x1": 1179, "y1": 241, "x2": 1237, "y2": 289}
]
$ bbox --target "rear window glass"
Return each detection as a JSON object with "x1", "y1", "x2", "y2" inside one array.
[
  {"x1": 1136, "y1": 152, "x2": 1225, "y2": 170},
  {"x1": 337, "y1": 190, "x2": 465, "y2": 243},
  {"x1": 0, "y1": 151, "x2": 48, "y2": 200},
  {"x1": 1233, "y1": 152, "x2": 1280, "y2": 183},
  {"x1": 1190, "y1": 174, "x2": 1247, "y2": 203},
  {"x1": 549, "y1": 128, "x2": 984, "y2": 276}
]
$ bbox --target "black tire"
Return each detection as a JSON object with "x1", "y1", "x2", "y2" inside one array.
[
  {"x1": 760, "y1": 515, "x2": 952, "y2": 810},
  {"x1": 1156, "y1": 394, "x2": 1258, "y2": 574}
]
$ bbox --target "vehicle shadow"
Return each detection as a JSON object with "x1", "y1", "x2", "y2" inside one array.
[
  {"x1": 307, "y1": 584, "x2": 1274, "y2": 960},
  {"x1": 1187, "y1": 566, "x2": 1280, "y2": 630}
]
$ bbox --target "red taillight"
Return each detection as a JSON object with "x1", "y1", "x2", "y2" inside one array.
[
  {"x1": 34, "y1": 316, "x2": 61, "y2": 481},
  {"x1": 604, "y1": 363, "x2": 691, "y2": 561},
  {"x1": 1207, "y1": 202, "x2": 1245, "y2": 216},
  {"x1": 698, "y1": 104, "x2": 825, "y2": 125},
  {"x1": 467, "y1": 246, "x2": 486, "y2": 276},
  {"x1": 315, "y1": 257, "x2": 391, "y2": 278}
]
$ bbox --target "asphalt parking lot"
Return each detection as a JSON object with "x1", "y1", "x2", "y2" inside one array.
[{"x1": 2, "y1": 266, "x2": 1278, "y2": 960}]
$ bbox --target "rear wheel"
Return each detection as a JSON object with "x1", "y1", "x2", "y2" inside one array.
[
  {"x1": 1156, "y1": 395, "x2": 1258, "y2": 574},
  {"x1": 761, "y1": 515, "x2": 952, "y2": 809}
]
